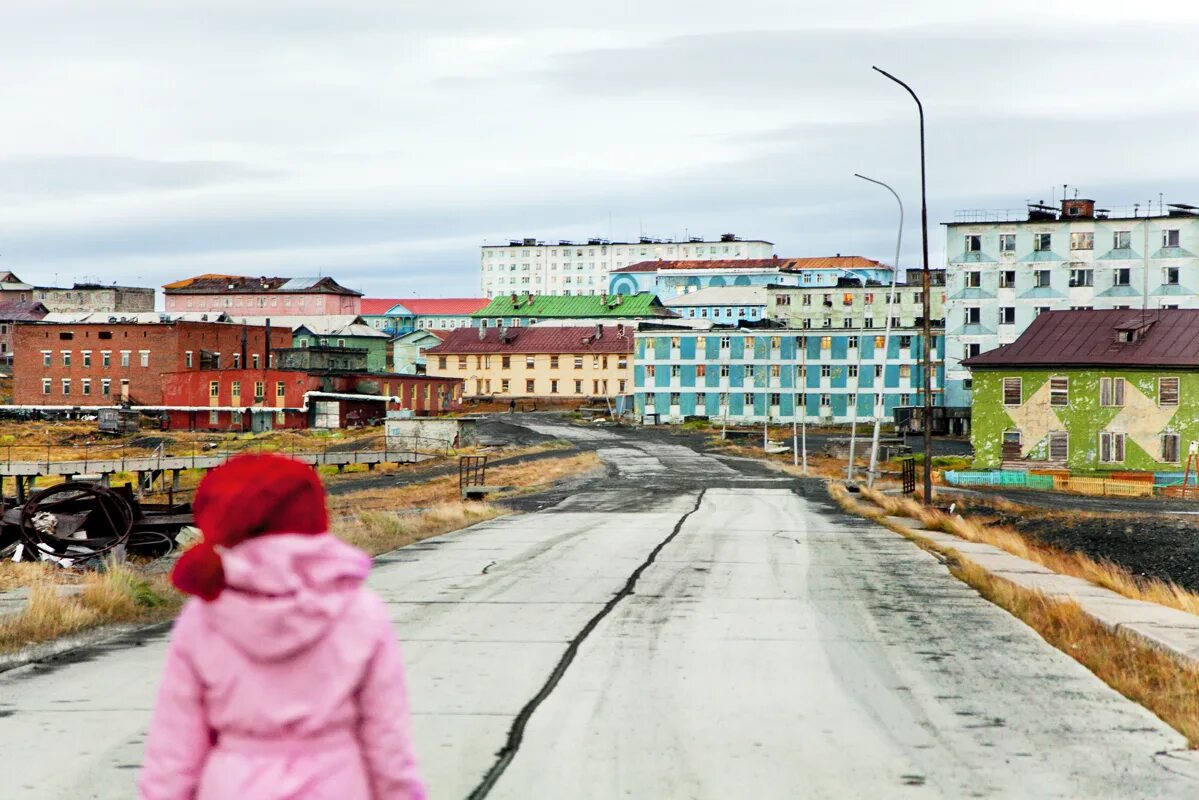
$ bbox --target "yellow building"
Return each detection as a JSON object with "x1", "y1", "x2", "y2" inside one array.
[{"x1": 426, "y1": 325, "x2": 634, "y2": 398}]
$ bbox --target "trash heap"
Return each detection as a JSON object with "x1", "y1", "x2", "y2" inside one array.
[{"x1": 0, "y1": 482, "x2": 194, "y2": 568}]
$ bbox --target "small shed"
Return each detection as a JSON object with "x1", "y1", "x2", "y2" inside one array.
[{"x1": 98, "y1": 408, "x2": 139, "y2": 435}]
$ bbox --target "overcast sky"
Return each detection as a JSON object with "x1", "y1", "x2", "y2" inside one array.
[{"x1": 2, "y1": 1, "x2": 1198, "y2": 298}]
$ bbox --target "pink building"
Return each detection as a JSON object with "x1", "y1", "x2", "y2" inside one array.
[{"x1": 163, "y1": 274, "x2": 362, "y2": 316}]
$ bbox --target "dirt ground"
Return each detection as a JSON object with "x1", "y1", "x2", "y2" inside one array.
[{"x1": 951, "y1": 494, "x2": 1199, "y2": 592}]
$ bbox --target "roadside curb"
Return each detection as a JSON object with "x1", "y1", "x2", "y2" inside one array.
[
  {"x1": 879, "y1": 512, "x2": 1199, "y2": 667},
  {"x1": 0, "y1": 621, "x2": 172, "y2": 676}
]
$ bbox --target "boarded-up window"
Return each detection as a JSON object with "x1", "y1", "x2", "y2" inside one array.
[
  {"x1": 1048, "y1": 431, "x2": 1068, "y2": 461},
  {"x1": 1162, "y1": 434, "x2": 1181, "y2": 463},
  {"x1": 1159, "y1": 377, "x2": 1180, "y2": 407},
  {"x1": 1049, "y1": 377, "x2": 1068, "y2": 406},
  {"x1": 1099, "y1": 431, "x2": 1125, "y2": 463},
  {"x1": 1002, "y1": 377, "x2": 1022, "y2": 406},
  {"x1": 1099, "y1": 377, "x2": 1125, "y2": 407}
]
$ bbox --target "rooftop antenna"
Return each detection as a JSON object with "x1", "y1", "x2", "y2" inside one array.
[{"x1": 1160, "y1": 192, "x2": 1165, "y2": 216}]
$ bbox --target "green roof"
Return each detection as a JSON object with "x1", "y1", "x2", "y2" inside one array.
[{"x1": 473, "y1": 292, "x2": 672, "y2": 319}]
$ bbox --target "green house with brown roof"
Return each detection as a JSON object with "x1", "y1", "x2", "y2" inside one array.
[
  {"x1": 471, "y1": 291, "x2": 675, "y2": 328},
  {"x1": 964, "y1": 308, "x2": 1199, "y2": 473}
]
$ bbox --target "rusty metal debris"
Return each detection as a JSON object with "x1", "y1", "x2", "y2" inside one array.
[{"x1": 1, "y1": 482, "x2": 193, "y2": 567}]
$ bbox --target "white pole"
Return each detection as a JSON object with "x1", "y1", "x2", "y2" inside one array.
[
  {"x1": 856, "y1": 174, "x2": 904, "y2": 488},
  {"x1": 792, "y1": 417, "x2": 798, "y2": 467},
  {"x1": 801, "y1": 338, "x2": 809, "y2": 474}
]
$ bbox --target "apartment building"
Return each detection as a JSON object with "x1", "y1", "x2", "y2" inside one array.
[
  {"x1": 633, "y1": 327, "x2": 943, "y2": 425},
  {"x1": 945, "y1": 196, "x2": 1199, "y2": 406},
  {"x1": 765, "y1": 283, "x2": 945, "y2": 330},
  {"x1": 480, "y1": 233, "x2": 773, "y2": 298},
  {"x1": 34, "y1": 283, "x2": 154, "y2": 313},
  {"x1": 164, "y1": 275, "x2": 362, "y2": 316},
  {"x1": 381, "y1": 298, "x2": 490, "y2": 334},
  {"x1": 609, "y1": 256, "x2": 894, "y2": 300},
  {"x1": 426, "y1": 325, "x2": 634, "y2": 399},
  {"x1": 13, "y1": 320, "x2": 290, "y2": 406},
  {"x1": 663, "y1": 286, "x2": 768, "y2": 323}
]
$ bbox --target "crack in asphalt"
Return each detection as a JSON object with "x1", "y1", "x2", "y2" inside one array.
[{"x1": 466, "y1": 489, "x2": 708, "y2": 800}]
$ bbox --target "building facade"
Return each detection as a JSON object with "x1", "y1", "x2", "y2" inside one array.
[
  {"x1": 34, "y1": 284, "x2": 154, "y2": 313},
  {"x1": 383, "y1": 298, "x2": 490, "y2": 335},
  {"x1": 609, "y1": 256, "x2": 894, "y2": 299},
  {"x1": 662, "y1": 286, "x2": 767, "y2": 323},
  {"x1": 161, "y1": 369, "x2": 462, "y2": 431},
  {"x1": 291, "y1": 321, "x2": 391, "y2": 373},
  {"x1": 945, "y1": 197, "x2": 1199, "y2": 407},
  {"x1": 965, "y1": 309, "x2": 1199, "y2": 472},
  {"x1": 765, "y1": 283, "x2": 945, "y2": 330},
  {"x1": 427, "y1": 325, "x2": 634, "y2": 399},
  {"x1": 472, "y1": 292, "x2": 674, "y2": 328},
  {"x1": 392, "y1": 330, "x2": 445, "y2": 374},
  {"x1": 481, "y1": 233, "x2": 773, "y2": 298},
  {"x1": 0, "y1": 302, "x2": 48, "y2": 363},
  {"x1": 13, "y1": 321, "x2": 290, "y2": 406},
  {"x1": 0, "y1": 273, "x2": 35, "y2": 303},
  {"x1": 163, "y1": 275, "x2": 362, "y2": 316},
  {"x1": 633, "y1": 327, "x2": 943, "y2": 424}
]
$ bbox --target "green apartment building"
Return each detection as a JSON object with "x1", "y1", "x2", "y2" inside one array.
[
  {"x1": 765, "y1": 283, "x2": 945, "y2": 330},
  {"x1": 965, "y1": 309, "x2": 1199, "y2": 472},
  {"x1": 292, "y1": 320, "x2": 391, "y2": 373}
]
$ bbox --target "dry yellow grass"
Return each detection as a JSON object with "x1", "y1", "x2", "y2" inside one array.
[
  {"x1": 333, "y1": 502, "x2": 502, "y2": 555},
  {"x1": 828, "y1": 482, "x2": 1199, "y2": 747},
  {"x1": 0, "y1": 566, "x2": 179, "y2": 653}
]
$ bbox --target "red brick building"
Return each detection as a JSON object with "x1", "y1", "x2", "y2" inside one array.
[
  {"x1": 164, "y1": 274, "x2": 362, "y2": 317},
  {"x1": 160, "y1": 369, "x2": 462, "y2": 431},
  {"x1": 13, "y1": 320, "x2": 291, "y2": 406}
]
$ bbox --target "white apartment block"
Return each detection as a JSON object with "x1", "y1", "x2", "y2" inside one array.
[
  {"x1": 945, "y1": 196, "x2": 1199, "y2": 406},
  {"x1": 480, "y1": 233, "x2": 773, "y2": 298}
]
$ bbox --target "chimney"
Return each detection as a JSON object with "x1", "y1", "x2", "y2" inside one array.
[
  {"x1": 264, "y1": 317, "x2": 272, "y2": 370},
  {"x1": 616, "y1": 323, "x2": 625, "y2": 338},
  {"x1": 600, "y1": 291, "x2": 608, "y2": 304},
  {"x1": 510, "y1": 292, "x2": 518, "y2": 306},
  {"x1": 478, "y1": 325, "x2": 486, "y2": 340},
  {"x1": 595, "y1": 323, "x2": 602, "y2": 340}
]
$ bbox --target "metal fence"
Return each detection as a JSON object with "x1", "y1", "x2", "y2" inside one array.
[{"x1": 943, "y1": 470, "x2": 1154, "y2": 497}]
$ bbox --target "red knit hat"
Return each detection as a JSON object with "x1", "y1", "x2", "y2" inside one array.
[{"x1": 171, "y1": 454, "x2": 329, "y2": 601}]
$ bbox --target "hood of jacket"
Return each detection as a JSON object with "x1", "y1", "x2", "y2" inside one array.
[{"x1": 200, "y1": 533, "x2": 372, "y2": 661}]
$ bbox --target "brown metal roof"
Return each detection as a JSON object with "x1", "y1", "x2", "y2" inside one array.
[
  {"x1": 964, "y1": 309, "x2": 1199, "y2": 369},
  {"x1": 426, "y1": 325, "x2": 634, "y2": 355},
  {"x1": 611, "y1": 256, "x2": 887, "y2": 274},
  {"x1": 163, "y1": 275, "x2": 362, "y2": 296}
]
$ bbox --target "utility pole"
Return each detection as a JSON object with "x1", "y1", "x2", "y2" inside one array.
[{"x1": 874, "y1": 66, "x2": 934, "y2": 504}]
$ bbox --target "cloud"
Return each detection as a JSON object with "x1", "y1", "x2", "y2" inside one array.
[{"x1": 0, "y1": 156, "x2": 276, "y2": 198}]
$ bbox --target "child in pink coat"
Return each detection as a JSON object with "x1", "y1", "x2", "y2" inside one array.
[{"x1": 139, "y1": 454, "x2": 426, "y2": 800}]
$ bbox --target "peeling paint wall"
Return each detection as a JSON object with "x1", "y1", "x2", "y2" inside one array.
[{"x1": 972, "y1": 367, "x2": 1198, "y2": 471}]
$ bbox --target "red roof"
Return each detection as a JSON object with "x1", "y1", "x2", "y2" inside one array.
[
  {"x1": 391, "y1": 298, "x2": 489, "y2": 315},
  {"x1": 426, "y1": 325, "x2": 633, "y2": 355},
  {"x1": 360, "y1": 298, "x2": 405, "y2": 315},
  {"x1": 611, "y1": 256, "x2": 887, "y2": 274},
  {"x1": 964, "y1": 309, "x2": 1199, "y2": 369}
]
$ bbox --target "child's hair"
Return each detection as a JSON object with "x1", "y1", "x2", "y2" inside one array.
[{"x1": 171, "y1": 454, "x2": 329, "y2": 601}]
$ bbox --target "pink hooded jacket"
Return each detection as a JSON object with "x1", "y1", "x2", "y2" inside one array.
[{"x1": 139, "y1": 533, "x2": 426, "y2": 800}]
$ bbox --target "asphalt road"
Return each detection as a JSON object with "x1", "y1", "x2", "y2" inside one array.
[{"x1": 1, "y1": 418, "x2": 1196, "y2": 798}]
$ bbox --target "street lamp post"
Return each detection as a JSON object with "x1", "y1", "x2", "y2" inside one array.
[
  {"x1": 854, "y1": 174, "x2": 903, "y2": 489},
  {"x1": 873, "y1": 65, "x2": 934, "y2": 504}
]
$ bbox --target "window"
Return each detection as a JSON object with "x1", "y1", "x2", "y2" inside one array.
[
  {"x1": 525, "y1": 355, "x2": 535, "y2": 368},
  {"x1": 458, "y1": 356, "x2": 467, "y2": 369},
  {"x1": 81, "y1": 378, "x2": 91, "y2": 396},
  {"x1": 696, "y1": 364, "x2": 707, "y2": 378},
  {"x1": 618, "y1": 379, "x2": 626, "y2": 393},
  {"x1": 966, "y1": 308, "x2": 981, "y2": 325},
  {"x1": 717, "y1": 365, "x2": 729, "y2": 378},
  {"x1": 1099, "y1": 431, "x2": 1125, "y2": 463},
  {"x1": 820, "y1": 336, "x2": 832, "y2": 350},
  {"x1": 550, "y1": 379, "x2": 559, "y2": 394},
  {"x1": 770, "y1": 365, "x2": 781, "y2": 378},
  {"x1": 775, "y1": 295, "x2": 791, "y2": 306},
  {"x1": 550, "y1": 355, "x2": 559, "y2": 369},
  {"x1": 438, "y1": 356, "x2": 447, "y2": 370},
  {"x1": 1034, "y1": 270, "x2": 1051, "y2": 288},
  {"x1": 1034, "y1": 233, "x2": 1052, "y2": 251},
  {"x1": 1050, "y1": 376, "x2": 1069, "y2": 406},
  {"x1": 276, "y1": 381, "x2": 286, "y2": 398},
  {"x1": 1162, "y1": 433, "x2": 1181, "y2": 463},
  {"x1": 848, "y1": 336, "x2": 859, "y2": 348},
  {"x1": 1163, "y1": 229, "x2": 1181, "y2": 248},
  {"x1": 1069, "y1": 268, "x2": 1093, "y2": 287},
  {"x1": 526, "y1": 379, "x2": 535, "y2": 393},
  {"x1": 1099, "y1": 377, "x2": 1125, "y2": 407},
  {"x1": 965, "y1": 271, "x2": 981, "y2": 288},
  {"x1": 501, "y1": 355, "x2": 510, "y2": 369},
  {"x1": 209, "y1": 381, "x2": 219, "y2": 398},
  {"x1": 618, "y1": 356, "x2": 628, "y2": 369},
  {"x1": 801, "y1": 295, "x2": 812, "y2": 306},
  {"x1": 185, "y1": 351, "x2": 193, "y2": 368},
  {"x1": 501, "y1": 379, "x2": 510, "y2": 393},
  {"x1": 999, "y1": 233, "x2": 1016, "y2": 252},
  {"x1": 1113, "y1": 268, "x2": 1130, "y2": 287},
  {"x1": 574, "y1": 356, "x2": 583, "y2": 369},
  {"x1": 1002, "y1": 377, "x2": 1022, "y2": 406},
  {"x1": 1048, "y1": 431, "x2": 1068, "y2": 461},
  {"x1": 999, "y1": 307, "x2": 1016, "y2": 325},
  {"x1": 252, "y1": 354, "x2": 260, "y2": 369},
  {"x1": 848, "y1": 365, "x2": 858, "y2": 378},
  {"x1": 231, "y1": 381, "x2": 241, "y2": 398},
  {"x1": 874, "y1": 336, "x2": 885, "y2": 348},
  {"x1": 41, "y1": 350, "x2": 51, "y2": 367},
  {"x1": 81, "y1": 350, "x2": 92, "y2": 367},
  {"x1": 745, "y1": 365, "x2": 756, "y2": 379},
  {"x1": 820, "y1": 365, "x2": 832, "y2": 378},
  {"x1": 645, "y1": 365, "x2": 655, "y2": 378},
  {"x1": 62, "y1": 351, "x2": 71, "y2": 367},
  {"x1": 101, "y1": 379, "x2": 110, "y2": 396},
  {"x1": 253, "y1": 381, "x2": 265, "y2": 399},
  {"x1": 899, "y1": 365, "x2": 912, "y2": 378},
  {"x1": 574, "y1": 379, "x2": 583, "y2": 394},
  {"x1": 209, "y1": 411, "x2": 220, "y2": 425},
  {"x1": 41, "y1": 378, "x2": 50, "y2": 395},
  {"x1": 670, "y1": 365, "x2": 681, "y2": 378},
  {"x1": 966, "y1": 343, "x2": 982, "y2": 359},
  {"x1": 999, "y1": 270, "x2": 1016, "y2": 288},
  {"x1": 1070, "y1": 232, "x2": 1094, "y2": 251},
  {"x1": 819, "y1": 393, "x2": 832, "y2": 406},
  {"x1": 140, "y1": 351, "x2": 150, "y2": 368},
  {"x1": 1114, "y1": 230, "x2": 1131, "y2": 250},
  {"x1": 965, "y1": 234, "x2": 982, "y2": 252},
  {"x1": 1164, "y1": 267, "x2": 1180, "y2": 286},
  {"x1": 1159, "y1": 377, "x2": 1180, "y2": 407},
  {"x1": 233, "y1": 353, "x2": 242, "y2": 368},
  {"x1": 61, "y1": 379, "x2": 71, "y2": 396}
]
